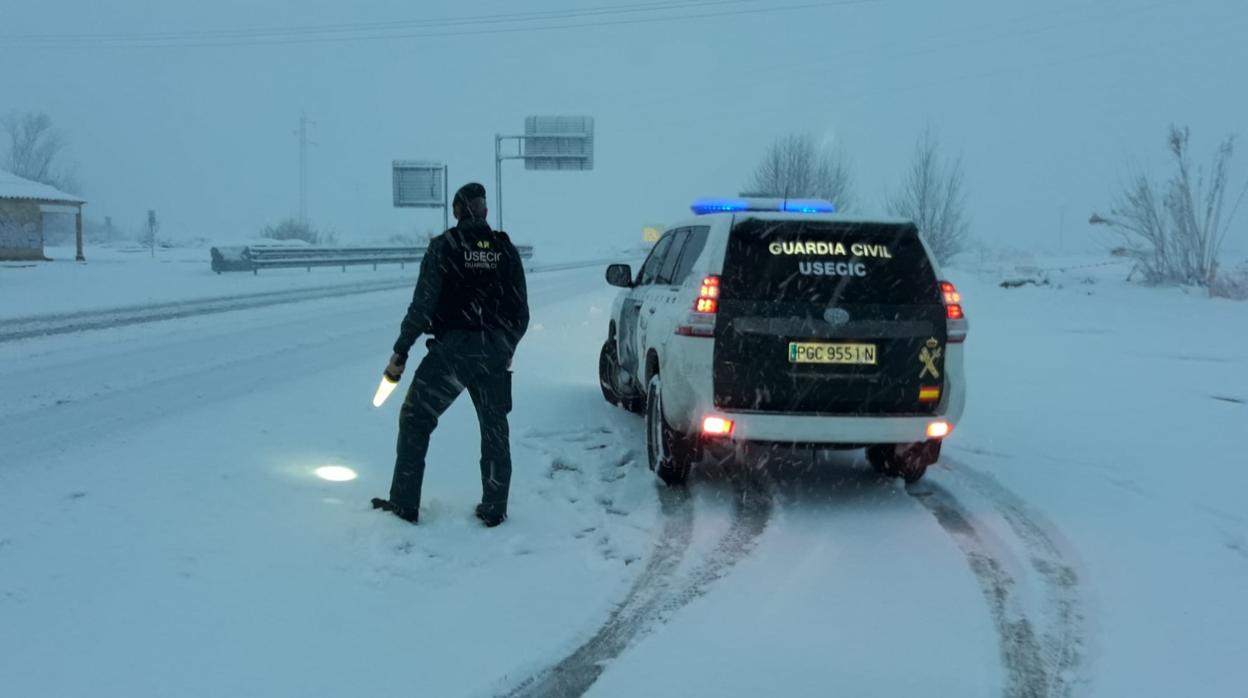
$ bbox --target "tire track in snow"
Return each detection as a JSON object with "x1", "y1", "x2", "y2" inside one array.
[
  {"x1": 501, "y1": 473, "x2": 773, "y2": 698},
  {"x1": 500, "y1": 486, "x2": 693, "y2": 698},
  {"x1": 652, "y1": 470, "x2": 773, "y2": 617},
  {"x1": 949, "y1": 463, "x2": 1087, "y2": 698},
  {"x1": 910, "y1": 485, "x2": 1050, "y2": 697},
  {"x1": 910, "y1": 464, "x2": 1087, "y2": 698}
]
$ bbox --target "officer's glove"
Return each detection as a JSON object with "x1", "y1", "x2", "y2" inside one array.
[{"x1": 385, "y1": 352, "x2": 407, "y2": 381}]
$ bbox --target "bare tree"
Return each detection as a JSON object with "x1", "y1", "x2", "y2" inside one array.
[
  {"x1": 886, "y1": 127, "x2": 969, "y2": 264},
  {"x1": 1, "y1": 112, "x2": 79, "y2": 193},
  {"x1": 1093, "y1": 125, "x2": 1245, "y2": 286},
  {"x1": 747, "y1": 133, "x2": 855, "y2": 212}
]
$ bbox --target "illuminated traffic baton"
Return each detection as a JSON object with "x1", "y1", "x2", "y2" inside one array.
[{"x1": 372, "y1": 367, "x2": 403, "y2": 408}]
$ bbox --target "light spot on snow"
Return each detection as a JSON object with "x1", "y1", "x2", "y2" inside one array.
[{"x1": 314, "y1": 465, "x2": 358, "y2": 482}]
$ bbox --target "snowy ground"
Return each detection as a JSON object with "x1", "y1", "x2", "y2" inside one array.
[{"x1": 1, "y1": 250, "x2": 1245, "y2": 697}]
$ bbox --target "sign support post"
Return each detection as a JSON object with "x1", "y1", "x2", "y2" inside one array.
[{"x1": 493, "y1": 115, "x2": 594, "y2": 231}]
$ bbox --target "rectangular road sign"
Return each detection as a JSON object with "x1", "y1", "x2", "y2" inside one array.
[
  {"x1": 523, "y1": 116, "x2": 594, "y2": 171},
  {"x1": 393, "y1": 161, "x2": 446, "y2": 208}
]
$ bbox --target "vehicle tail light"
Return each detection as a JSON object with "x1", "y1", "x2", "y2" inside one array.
[
  {"x1": 696, "y1": 275, "x2": 720, "y2": 313},
  {"x1": 940, "y1": 281, "x2": 968, "y2": 343},
  {"x1": 702, "y1": 416, "x2": 734, "y2": 436},
  {"x1": 676, "y1": 275, "x2": 721, "y2": 338},
  {"x1": 927, "y1": 420, "x2": 952, "y2": 439}
]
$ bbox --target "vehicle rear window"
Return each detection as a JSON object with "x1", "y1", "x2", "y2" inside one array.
[
  {"x1": 721, "y1": 218, "x2": 940, "y2": 305},
  {"x1": 655, "y1": 226, "x2": 710, "y2": 286},
  {"x1": 672, "y1": 226, "x2": 710, "y2": 285},
  {"x1": 656, "y1": 229, "x2": 689, "y2": 285},
  {"x1": 636, "y1": 231, "x2": 674, "y2": 285}
]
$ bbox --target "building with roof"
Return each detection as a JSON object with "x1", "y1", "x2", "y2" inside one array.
[{"x1": 0, "y1": 168, "x2": 87, "y2": 261}]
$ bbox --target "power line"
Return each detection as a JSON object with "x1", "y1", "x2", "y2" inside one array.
[
  {"x1": 0, "y1": 0, "x2": 876, "y2": 49},
  {"x1": 3, "y1": 0, "x2": 755, "y2": 43}
]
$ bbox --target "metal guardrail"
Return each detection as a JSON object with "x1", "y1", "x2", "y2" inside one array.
[
  {"x1": 4, "y1": 256, "x2": 612, "y2": 343},
  {"x1": 210, "y1": 244, "x2": 535, "y2": 274}
]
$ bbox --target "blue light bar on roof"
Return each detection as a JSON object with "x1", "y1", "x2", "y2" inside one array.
[
  {"x1": 690, "y1": 197, "x2": 749, "y2": 215},
  {"x1": 691, "y1": 196, "x2": 836, "y2": 215},
  {"x1": 781, "y1": 199, "x2": 836, "y2": 214}
]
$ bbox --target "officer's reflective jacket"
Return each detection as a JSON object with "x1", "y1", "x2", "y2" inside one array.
[{"x1": 392, "y1": 219, "x2": 530, "y2": 358}]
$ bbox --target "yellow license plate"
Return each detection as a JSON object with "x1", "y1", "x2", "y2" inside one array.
[{"x1": 788, "y1": 342, "x2": 877, "y2": 365}]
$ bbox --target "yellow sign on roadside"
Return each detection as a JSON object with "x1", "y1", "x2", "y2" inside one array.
[{"x1": 642, "y1": 225, "x2": 661, "y2": 243}]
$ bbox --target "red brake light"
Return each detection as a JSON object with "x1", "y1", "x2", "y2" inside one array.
[
  {"x1": 927, "y1": 421, "x2": 952, "y2": 439},
  {"x1": 695, "y1": 276, "x2": 721, "y2": 313},
  {"x1": 940, "y1": 280, "x2": 967, "y2": 342},
  {"x1": 940, "y1": 281, "x2": 961, "y2": 304},
  {"x1": 678, "y1": 276, "x2": 721, "y2": 337}
]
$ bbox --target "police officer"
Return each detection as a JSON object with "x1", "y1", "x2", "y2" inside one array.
[{"x1": 372, "y1": 183, "x2": 529, "y2": 527}]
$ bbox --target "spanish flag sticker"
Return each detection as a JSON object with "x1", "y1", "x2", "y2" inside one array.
[{"x1": 919, "y1": 386, "x2": 942, "y2": 402}]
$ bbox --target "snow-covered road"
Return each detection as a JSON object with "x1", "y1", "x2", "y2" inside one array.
[{"x1": 2, "y1": 260, "x2": 1245, "y2": 697}]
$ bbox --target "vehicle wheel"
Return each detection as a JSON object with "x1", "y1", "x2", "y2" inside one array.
[
  {"x1": 901, "y1": 440, "x2": 942, "y2": 484},
  {"x1": 867, "y1": 441, "x2": 941, "y2": 483},
  {"x1": 899, "y1": 460, "x2": 927, "y2": 484},
  {"x1": 599, "y1": 339, "x2": 645, "y2": 414},
  {"x1": 598, "y1": 340, "x2": 622, "y2": 407},
  {"x1": 646, "y1": 374, "x2": 692, "y2": 487}
]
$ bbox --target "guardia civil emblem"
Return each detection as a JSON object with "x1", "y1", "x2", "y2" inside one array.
[{"x1": 918, "y1": 337, "x2": 942, "y2": 379}]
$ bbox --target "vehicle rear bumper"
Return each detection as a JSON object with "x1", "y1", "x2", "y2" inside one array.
[
  {"x1": 662, "y1": 334, "x2": 967, "y2": 445},
  {"x1": 708, "y1": 409, "x2": 960, "y2": 446}
]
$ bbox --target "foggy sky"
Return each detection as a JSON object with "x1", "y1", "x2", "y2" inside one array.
[{"x1": 2, "y1": 0, "x2": 1245, "y2": 254}]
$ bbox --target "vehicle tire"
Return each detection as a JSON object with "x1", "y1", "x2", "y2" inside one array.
[
  {"x1": 599, "y1": 339, "x2": 646, "y2": 414},
  {"x1": 900, "y1": 440, "x2": 942, "y2": 484},
  {"x1": 646, "y1": 374, "x2": 693, "y2": 487},
  {"x1": 898, "y1": 460, "x2": 927, "y2": 484},
  {"x1": 867, "y1": 441, "x2": 941, "y2": 483},
  {"x1": 878, "y1": 442, "x2": 938, "y2": 486},
  {"x1": 598, "y1": 340, "x2": 622, "y2": 407}
]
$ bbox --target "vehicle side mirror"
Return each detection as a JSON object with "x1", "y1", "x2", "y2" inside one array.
[{"x1": 606, "y1": 263, "x2": 634, "y2": 288}]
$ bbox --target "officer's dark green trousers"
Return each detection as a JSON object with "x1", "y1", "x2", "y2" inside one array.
[{"x1": 389, "y1": 331, "x2": 513, "y2": 518}]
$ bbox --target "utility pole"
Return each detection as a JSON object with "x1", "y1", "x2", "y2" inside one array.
[
  {"x1": 294, "y1": 112, "x2": 317, "y2": 225},
  {"x1": 147, "y1": 210, "x2": 158, "y2": 258},
  {"x1": 495, "y1": 134, "x2": 503, "y2": 231}
]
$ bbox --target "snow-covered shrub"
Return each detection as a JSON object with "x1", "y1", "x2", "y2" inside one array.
[
  {"x1": 1095, "y1": 126, "x2": 1243, "y2": 288},
  {"x1": 260, "y1": 218, "x2": 335, "y2": 245}
]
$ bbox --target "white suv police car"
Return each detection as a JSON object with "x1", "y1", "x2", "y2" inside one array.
[{"x1": 599, "y1": 197, "x2": 967, "y2": 485}]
